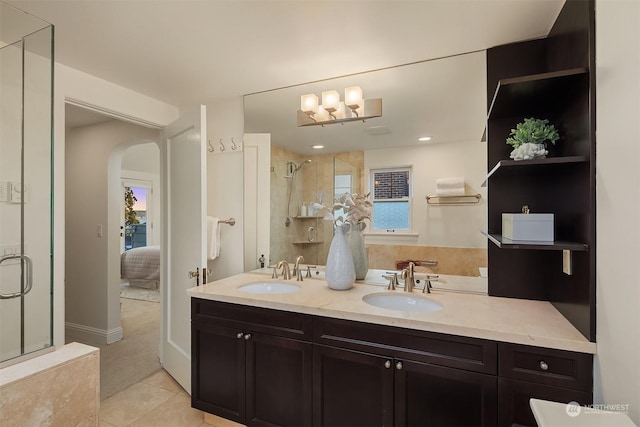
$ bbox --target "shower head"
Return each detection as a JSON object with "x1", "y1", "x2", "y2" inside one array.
[
  {"x1": 284, "y1": 159, "x2": 312, "y2": 179},
  {"x1": 295, "y1": 159, "x2": 312, "y2": 171}
]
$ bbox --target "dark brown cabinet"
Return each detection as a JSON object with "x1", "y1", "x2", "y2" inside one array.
[
  {"x1": 192, "y1": 298, "x2": 592, "y2": 427},
  {"x1": 313, "y1": 345, "x2": 394, "y2": 427},
  {"x1": 191, "y1": 299, "x2": 313, "y2": 427},
  {"x1": 497, "y1": 343, "x2": 593, "y2": 426},
  {"x1": 313, "y1": 318, "x2": 497, "y2": 427}
]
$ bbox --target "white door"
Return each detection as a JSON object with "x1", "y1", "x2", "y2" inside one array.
[
  {"x1": 243, "y1": 133, "x2": 271, "y2": 270},
  {"x1": 160, "y1": 105, "x2": 207, "y2": 392}
]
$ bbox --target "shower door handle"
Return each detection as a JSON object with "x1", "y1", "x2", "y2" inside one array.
[{"x1": 0, "y1": 254, "x2": 33, "y2": 299}]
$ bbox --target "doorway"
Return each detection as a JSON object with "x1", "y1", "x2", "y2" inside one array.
[{"x1": 64, "y1": 103, "x2": 163, "y2": 399}]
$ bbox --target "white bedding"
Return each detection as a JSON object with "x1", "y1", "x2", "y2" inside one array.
[{"x1": 121, "y1": 245, "x2": 160, "y2": 281}]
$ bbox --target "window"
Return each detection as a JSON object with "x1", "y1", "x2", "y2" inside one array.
[{"x1": 371, "y1": 168, "x2": 411, "y2": 232}]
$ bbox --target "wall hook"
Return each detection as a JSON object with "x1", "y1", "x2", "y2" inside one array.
[
  {"x1": 231, "y1": 137, "x2": 238, "y2": 150},
  {"x1": 219, "y1": 138, "x2": 226, "y2": 152},
  {"x1": 207, "y1": 139, "x2": 214, "y2": 153}
]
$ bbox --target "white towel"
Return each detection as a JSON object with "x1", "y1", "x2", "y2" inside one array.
[
  {"x1": 436, "y1": 176, "x2": 465, "y2": 196},
  {"x1": 207, "y1": 216, "x2": 221, "y2": 260}
]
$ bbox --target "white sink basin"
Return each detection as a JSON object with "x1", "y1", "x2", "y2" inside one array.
[
  {"x1": 238, "y1": 282, "x2": 301, "y2": 295},
  {"x1": 363, "y1": 293, "x2": 443, "y2": 312}
]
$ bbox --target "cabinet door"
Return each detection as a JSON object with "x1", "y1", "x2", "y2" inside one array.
[
  {"x1": 191, "y1": 321, "x2": 246, "y2": 423},
  {"x1": 498, "y1": 378, "x2": 592, "y2": 427},
  {"x1": 313, "y1": 345, "x2": 394, "y2": 427},
  {"x1": 246, "y1": 332, "x2": 313, "y2": 427},
  {"x1": 395, "y1": 359, "x2": 497, "y2": 427}
]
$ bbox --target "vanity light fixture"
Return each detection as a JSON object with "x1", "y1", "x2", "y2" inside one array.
[{"x1": 298, "y1": 85, "x2": 382, "y2": 127}]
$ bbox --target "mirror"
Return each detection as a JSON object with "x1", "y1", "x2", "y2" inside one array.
[{"x1": 244, "y1": 51, "x2": 488, "y2": 276}]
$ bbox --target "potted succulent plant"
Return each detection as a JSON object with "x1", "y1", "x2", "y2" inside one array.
[{"x1": 506, "y1": 118, "x2": 560, "y2": 161}]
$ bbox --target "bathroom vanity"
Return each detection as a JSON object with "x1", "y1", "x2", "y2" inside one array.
[{"x1": 188, "y1": 272, "x2": 595, "y2": 427}]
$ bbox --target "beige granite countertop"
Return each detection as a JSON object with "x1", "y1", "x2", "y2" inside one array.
[{"x1": 187, "y1": 272, "x2": 596, "y2": 354}]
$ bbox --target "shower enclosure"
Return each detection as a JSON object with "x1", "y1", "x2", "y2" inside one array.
[{"x1": 0, "y1": 1, "x2": 54, "y2": 366}]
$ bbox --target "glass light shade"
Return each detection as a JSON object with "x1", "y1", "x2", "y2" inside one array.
[
  {"x1": 300, "y1": 93, "x2": 319, "y2": 115},
  {"x1": 315, "y1": 105, "x2": 330, "y2": 122},
  {"x1": 345, "y1": 86, "x2": 363, "y2": 109},
  {"x1": 322, "y1": 90, "x2": 340, "y2": 112}
]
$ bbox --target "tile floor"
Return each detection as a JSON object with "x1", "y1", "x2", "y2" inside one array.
[{"x1": 100, "y1": 369, "x2": 208, "y2": 427}]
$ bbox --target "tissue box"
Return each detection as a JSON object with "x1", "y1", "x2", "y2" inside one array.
[{"x1": 502, "y1": 213, "x2": 554, "y2": 241}]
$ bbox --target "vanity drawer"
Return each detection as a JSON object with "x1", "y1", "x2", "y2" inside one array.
[
  {"x1": 314, "y1": 317, "x2": 497, "y2": 374},
  {"x1": 192, "y1": 298, "x2": 313, "y2": 341},
  {"x1": 498, "y1": 342, "x2": 592, "y2": 392}
]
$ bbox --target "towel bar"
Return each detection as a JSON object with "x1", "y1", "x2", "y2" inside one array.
[
  {"x1": 218, "y1": 218, "x2": 236, "y2": 226},
  {"x1": 426, "y1": 194, "x2": 481, "y2": 205}
]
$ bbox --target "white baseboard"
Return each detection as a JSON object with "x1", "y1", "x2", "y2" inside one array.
[{"x1": 65, "y1": 322, "x2": 123, "y2": 346}]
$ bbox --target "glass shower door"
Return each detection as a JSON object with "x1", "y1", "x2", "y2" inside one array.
[{"x1": 0, "y1": 1, "x2": 53, "y2": 365}]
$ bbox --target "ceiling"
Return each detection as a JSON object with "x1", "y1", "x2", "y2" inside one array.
[{"x1": 11, "y1": 0, "x2": 565, "y2": 109}]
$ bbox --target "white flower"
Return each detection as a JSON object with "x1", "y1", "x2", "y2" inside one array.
[{"x1": 312, "y1": 191, "x2": 372, "y2": 226}]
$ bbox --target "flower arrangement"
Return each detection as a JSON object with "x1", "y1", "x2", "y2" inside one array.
[
  {"x1": 311, "y1": 190, "x2": 372, "y2": 227},
  {"x1": 506, "y1": 118, "x2": 559, "y2": 161}
]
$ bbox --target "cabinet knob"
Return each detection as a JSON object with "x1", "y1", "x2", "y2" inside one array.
[
  {"x1": 244, "y1": 333, "x2": 252, "y2": 340},
  {"x1": 237, "y1": 332, "x2": 244, "y2": 339},
  {"x1": 539, "y1": 360, "x2": 549, "y2": 371},
  {"x1": 396, "y1": 361, "x2": 403, "y2": 370},
  {"x1": 384, "y1": 360, "x2": 391, "y2": 369}
]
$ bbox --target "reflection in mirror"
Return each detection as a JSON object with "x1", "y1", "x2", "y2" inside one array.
[{"x1": 246, "y1": 51, "x2": 488, "y2": 276}]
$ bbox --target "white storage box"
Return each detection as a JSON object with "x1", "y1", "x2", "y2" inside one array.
[{"x1": 502, "y1": 213, "x2": 554, "y2": 241}]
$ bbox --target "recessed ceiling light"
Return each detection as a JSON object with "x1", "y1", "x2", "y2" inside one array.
[
  {"x1": 418, "y1": 136, "x2": 432, "y2": 142},
  {"x1": 312, "y1": 145, "x2": 324, "y2": 149}
]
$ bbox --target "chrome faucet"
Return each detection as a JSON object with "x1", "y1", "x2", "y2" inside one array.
[
  {"x1": 276, "y1": 260, "x2": 291, "y2": 280},
  {"x1": 401, "y1": 262, "x2": 416, "y2": 292},
  {"x1": 294, "y1": 255, "x2": 305, "y2": 281}
]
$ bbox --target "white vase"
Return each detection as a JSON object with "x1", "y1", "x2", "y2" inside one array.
[
  {"x1": 325, "y1": 224, "x2": 355, "y2": 290},
  {"x1": 347, "y1": 222, "x2": 368, "y2": 280}
]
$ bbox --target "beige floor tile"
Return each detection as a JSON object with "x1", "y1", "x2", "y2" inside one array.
[
  {"x1": 128, "y1": 391, "x2": 204, "y2": 427},
  {"x1": 100, "y1": 382, "x2": 175, "y2": 426},
  {"x1": 141, "y1": 370, "x2": 183, "y2": 394},
  {"x1": 100, "y1": 420, "x2": 118, "y2": 427}
]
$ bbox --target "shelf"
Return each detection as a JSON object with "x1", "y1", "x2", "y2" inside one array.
[
  {"x1": 292, "y1": 241, "x2": 324, "y2": 245},
  {"x1": 294, "y1": 216, "x2": 320, "y2": 220},
  {"x1": 487, "y1": 68, "x2": 589, "y2": 120},
  {"x1": 482, "y1": 156, "x2": 588, "y2": 187},
  {"x1": 483, "y1": 232, "x2": 588, "y2": 251}
]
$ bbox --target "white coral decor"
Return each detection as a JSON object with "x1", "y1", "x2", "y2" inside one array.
[{"x1": 509, "y1": 142, "x2": 548, "y2": 161}]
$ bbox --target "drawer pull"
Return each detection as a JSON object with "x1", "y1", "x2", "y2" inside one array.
[
  {"x1": 236, "y1": 332, "x2": 244, "y2": 339},
  {"x1": 384, "y1": 360, "x2": 391, "y2": 369},
  {"x1": 396, "y1": 361, "x2": 403, "y2": 370},
  {"x1": 539, "y1": 360, "x2": 549, "y2": 371}
]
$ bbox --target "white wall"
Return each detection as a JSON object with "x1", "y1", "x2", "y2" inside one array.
[
  {"x1": 594, "y1": 0, "x2": 640, "y2": 423},
  {"x1": 65, "y1": 121, "x2": 160, "y2": 344},
  {"x1": 364, "y1": 139, "x2": 487, "y2": 248},
  {"x1": 203, "y1": 96, "x2": 246, "y2": 280}
]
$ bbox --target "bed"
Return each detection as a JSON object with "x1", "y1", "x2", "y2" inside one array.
[{"x1": 121, "y1": 245, "x2": 160, "y2": 289}]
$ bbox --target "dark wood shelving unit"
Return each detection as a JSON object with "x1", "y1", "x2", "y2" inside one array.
[{"x1": 485, "y1": 0, "x2": 596, "y2": 346}]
